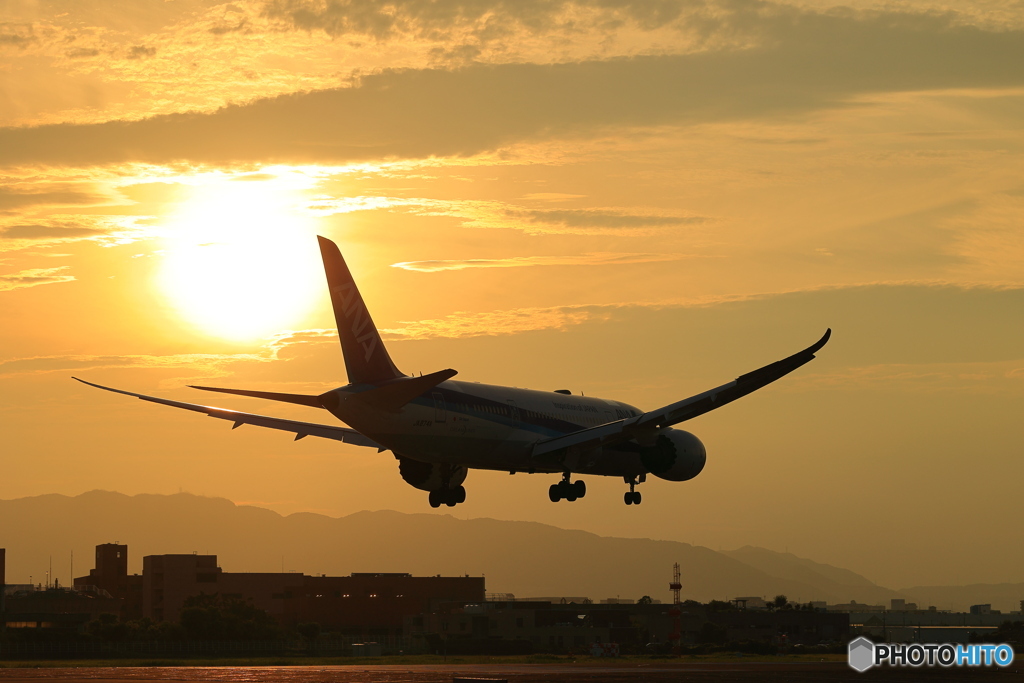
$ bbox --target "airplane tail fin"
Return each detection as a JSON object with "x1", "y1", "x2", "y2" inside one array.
[{"x1": 318, "y1": 235, "x2": 404, "y2": 385}]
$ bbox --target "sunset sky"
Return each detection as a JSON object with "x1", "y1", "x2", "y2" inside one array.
[{"x1": 2, "y1": 0, "x2": 1023, "y2": 592}]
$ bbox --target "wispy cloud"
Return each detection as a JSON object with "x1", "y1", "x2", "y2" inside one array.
[
  {"x1": 0, "y1": 215, "x2": 151, "y2": 252},
  {"x1": 391, "y1": 252, "x2": 691, "y2": 272},
  {"x1": 0, "y1": 266, "x2": 75, "y2": 291},
  {"x1": 0, "y1": 23, "x2": 36, "y2": 49},
  {"x1": 0, "y1": 329, "x2": 340, "y2": 381},
  {"x1": 309, "y1": 196, "x2": 707, "y2": 235},
  {"x1": 0, "y1": 186, "x2": 106, "y2": 209},
  {"x1": 0, "y1": 224, "x2": 107, "y2": 240},
  {"x1": 381, "y1": 305, "x2": 615, "y2": 340},
  {"x1": 514, "y1": 209, "x2": 708, "y2": 229},
  {"x1": 5, "y1": 7, "x2": 1024, "y2": 167}
]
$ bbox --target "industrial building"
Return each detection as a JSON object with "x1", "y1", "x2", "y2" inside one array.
[
  {"x1": 2, "y1": 546, "x2": 121, "y2": 630},
  {"x1": 67, "y1": 543, "x2": 484, "y2": 635},
  {"x1": 137, "y1": 551, "x2": 484, "y2": 635}
]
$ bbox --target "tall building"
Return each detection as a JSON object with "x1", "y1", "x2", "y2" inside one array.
[
  {"x1": 92, "y1": 544, "x2": 128, "y2": 598},
  {"x1": 142, "y1": 553, "x2": 222, "y2": 623},
  {"x1": 74, "y1": 543, "x2": 143, "y2": 620}
]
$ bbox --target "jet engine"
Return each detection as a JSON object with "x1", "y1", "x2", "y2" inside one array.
[
  {"x1": 396, "y1": 455, "x2": 468, "y2": 492},
  {"x1": 639, "y1": 429, "x2": 706, "y2": 481}
]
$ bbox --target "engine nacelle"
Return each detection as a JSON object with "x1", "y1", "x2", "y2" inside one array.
[
  {"x1": 397, "y1": 455, "x2": 468, "y2": 492},
  {"x1": 640, "y1": 428, "x2": 706, "y2": 482}
]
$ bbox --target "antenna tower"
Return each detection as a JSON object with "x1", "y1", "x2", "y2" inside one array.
[{"x1": 668, "y1": 562, "x2": 683, "y2": 650}]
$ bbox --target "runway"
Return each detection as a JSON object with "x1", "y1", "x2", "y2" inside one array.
[{"x1": 0, "y1": 662, "x2": 1019, "y2": 683}]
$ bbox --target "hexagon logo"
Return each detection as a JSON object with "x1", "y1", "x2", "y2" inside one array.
[{"x1": 848, "y1": 637, "x2": 875, "y2": 672}]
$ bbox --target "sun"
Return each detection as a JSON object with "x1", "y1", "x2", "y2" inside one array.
[{"x1": 156, "y1": 178, "x2": 324, "y2": 341}]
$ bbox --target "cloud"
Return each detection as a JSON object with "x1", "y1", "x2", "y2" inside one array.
[
  {"x1": 515, "y1": 209, "x2": 707, "y2": 229},
  {"x1": 126, "y1": 45, "x2": 156, "y2": 59},
  {"x1": 3, "y1": 8, "x2": 1024, "y2": 167},
  {"x1": 309, "y1": 195, "x2": 707, "y2": 234},
  {"x1": 381, "y1": 305, "x2": 613, "y2": 340},
  {"x1": 391, "y1": 252, "x2": 691, "y2": 272},
  {"x1": 375, "y1": 283, "x2": 1024, "y2": 357},
  {"x1": 66, "y1": 47, "x2": 101, "y2": 59},
  {"x1": 0, "y1": 23, "x2": 36, "y2": 49},
  {"x1": 0, "y1": 186, "x2": 105, "y2": 209},
  {"x1": 0, "y1": 351, "x2": 265, "y2": 380},
  {"x1": 261, "y1": 0, "x2": 691, "y2": 42},
  {"x1": 0, "y1": 216, "x2": 149, "y2": 251},
  {"x1": 521, "y1": 193, "x2": 587, "y2": 202},
  {"x1": 0, "y1": 266, "x2": 75, "y2": 291},
  {"x1": 0, "y1": 224, "x2": 108, "y2": 239}
]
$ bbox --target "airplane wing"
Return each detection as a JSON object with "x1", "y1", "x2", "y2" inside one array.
[
  {"x1": 72, "y1": 377, "x2": 383, "y2": 449},
  {"x1": 531, "y1": 329, "x2": 831, "y2": 458}
]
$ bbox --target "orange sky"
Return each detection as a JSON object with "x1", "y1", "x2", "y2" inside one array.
[{"x1": 1, "y1": 0, "x2": 1023, "y2": 591}]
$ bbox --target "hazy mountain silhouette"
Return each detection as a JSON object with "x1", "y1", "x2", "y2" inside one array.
[
  {"x1": 721, "y1": 546, "x2": 897, "y2": 606},
  {"x1": 899, "y1": 584, "x2": 1024, "y2": 614},
  {"x1": 0, "y1": 491, "x2": 1005, "y2": 610}
]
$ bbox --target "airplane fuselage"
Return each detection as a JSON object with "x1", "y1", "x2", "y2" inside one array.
[{"x1": 322, "y1": 380, "x2": 658, "y2": 476}]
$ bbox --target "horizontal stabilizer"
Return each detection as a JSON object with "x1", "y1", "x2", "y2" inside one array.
[
  {"x1": 188, "y1": 385, "x2": 323, "y2": 408},
  {"x1": 349, "y1": 368, "x2": 457, "y2": 412}
]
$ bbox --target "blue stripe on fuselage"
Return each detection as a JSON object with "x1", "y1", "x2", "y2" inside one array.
[{"x1": 416, "y1": 386, "x2": 587, "y2": 437}]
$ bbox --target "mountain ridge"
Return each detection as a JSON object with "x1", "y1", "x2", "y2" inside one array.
[{"x1": 1, "y1": 491, "x2": 1017, "y2": 611}]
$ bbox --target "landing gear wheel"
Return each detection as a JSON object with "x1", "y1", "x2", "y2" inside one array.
[
  {"x1": 549, "y1": 484, "x2": 561, "y2": 503},
  {"x1": 454, "y1": 485, "x2": 467, "y2": 504},
  {"x1": 633, "y1": 491, "x2": 642, "y2": 505},
  {"x1": 560, "y1": 481, "x2": 576, "y2": 502},
  {"x1": 572, "y1": 480, "x2": 586, "y2": 499},
  {"x1": 428, "y1": 491, "x2": 442, "y2": 508},
  {"x1": 624, "y1": 492, "x2": 633, "y2": 505}
]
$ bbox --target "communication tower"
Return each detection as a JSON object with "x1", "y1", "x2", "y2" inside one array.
[{"x1": 668, "y1": 562, "x2": 683, "y2": 648}]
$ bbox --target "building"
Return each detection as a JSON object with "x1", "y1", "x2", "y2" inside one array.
[
  {"x1": 132, "y1": 549, "x2": 484, "y2": 635},
  {"x1": 2, "y1": 585, "x2": 120, "y2": 630},
  {"x1": 731, "y1": 596, "x2": 768, "y2": 610},
  {"x1": 827, "y1": 601, "x2": 886, "y2": 613},
  {"x1": 73, "y1": 543, "x2": 144, "y2": 620}
]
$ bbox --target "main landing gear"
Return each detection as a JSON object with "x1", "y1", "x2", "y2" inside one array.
[
  {"x1": 549, "y1": 472, "x2": 586, "y2": 502},
  {"x1": 624, "y1": 475, "x2": 642, "y2": 505},
  {"x1": 428, "y1": 485, "x2": 466, "y2": 508}
]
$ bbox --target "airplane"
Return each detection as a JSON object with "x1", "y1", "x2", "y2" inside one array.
[{"x1": 76, "y1": 236, "x2": 831, "y2": 508}]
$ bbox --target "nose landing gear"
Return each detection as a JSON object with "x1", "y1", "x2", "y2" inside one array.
[
  {"x1": 548, "y1": 472, "x2": 586, "y2": 502},
  {"x1": 428, "y1": 485, "x2": 467, "y2": 508},
  {"x1": 624, "y1": 475, "x2": 643, "y2": 505}
]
